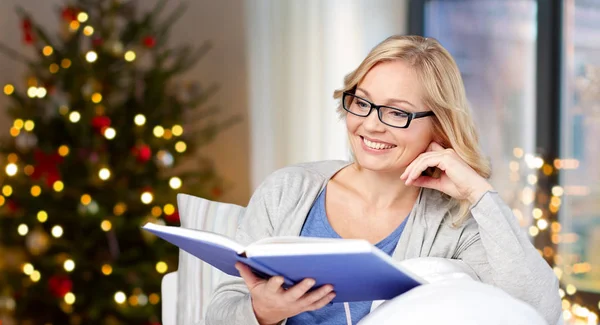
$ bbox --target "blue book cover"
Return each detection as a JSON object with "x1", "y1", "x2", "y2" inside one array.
[{"x1": 142, "y1": 223, "x2": 426, "y2": 303}]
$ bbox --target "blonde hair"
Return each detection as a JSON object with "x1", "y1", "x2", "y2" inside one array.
[{"x1": 333, "y1": 35, "x2": 491, "y2": 225}]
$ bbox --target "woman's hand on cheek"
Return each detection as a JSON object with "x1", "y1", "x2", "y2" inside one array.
[{"x1": 400, "y1": 142, "x2": 493, "y2": 204}]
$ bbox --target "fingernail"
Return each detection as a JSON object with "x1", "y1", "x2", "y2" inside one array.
[{"x1": 308, "y1": 279, "x2": 315, "y2": 286}]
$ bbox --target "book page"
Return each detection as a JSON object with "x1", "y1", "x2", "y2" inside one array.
[
  {"x1": 142, "y1": 222, "x2": 246, "y2": 254},
  {"x1": 245, "y1": 237, "x2": 373, "y2": 257}
]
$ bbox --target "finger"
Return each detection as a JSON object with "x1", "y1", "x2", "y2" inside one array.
[
  {"x1": 410, "y1": 175, "x2": 442, "y2": 191},
  {"x1": 304, "y1": 291, "x2": 337, "y2": 312},
  {"x1": 299, "y1": 284, "x2": 334, "y2": 306},
  {"x1": 236, "y1": 262, "x2": 264, "y2": 290},
  {"x1": 427, "y1": 141, "x2": 445, "y2": 152},
  {"x1": 284, "y1": 278, "x2": 316, "y2": 301},
  {"x1": 401, "y1": 153, "x2": 427, "y2": 180},
  {"x1": 405, "y1": 154, "x2": 444, "y2": 184},
  {"x1": 265, "y1": 275, "x2": 286, "y2": 293}
]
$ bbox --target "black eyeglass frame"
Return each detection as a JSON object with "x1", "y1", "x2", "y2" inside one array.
[{"x1": 342, "y1": 92, "x2": 435, "y2": 129}]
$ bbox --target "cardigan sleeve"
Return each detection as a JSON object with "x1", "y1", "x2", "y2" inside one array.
[{"x1": 457, "y1": 191, "x2": 562, "y2": 325}]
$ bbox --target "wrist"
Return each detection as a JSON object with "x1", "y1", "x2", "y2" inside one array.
[{"x1": 467, "y1": 183, "x2": 494, "y2": 205}]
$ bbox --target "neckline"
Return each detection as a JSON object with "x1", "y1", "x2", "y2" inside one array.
[{"x1": 316, "y1": 185, "x2": 409, "y2": 247}]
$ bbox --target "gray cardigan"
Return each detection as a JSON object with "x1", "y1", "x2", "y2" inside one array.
[{"x1": 205, "y1": 160, "x2": 561, "y2": 325}]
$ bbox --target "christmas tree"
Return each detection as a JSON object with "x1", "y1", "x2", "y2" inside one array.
[{"x1": 0, "y1": 1, "x2": 239, "y2": 324}]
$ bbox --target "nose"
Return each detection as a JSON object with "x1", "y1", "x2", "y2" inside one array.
[{"x1": 362, "y1": 108, "x2": 386, "y2": 132}]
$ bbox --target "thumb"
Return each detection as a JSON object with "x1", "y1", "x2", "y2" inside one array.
[
  {"x1": 410, "y1": 176, "x2": 442, "y2": 191},
  {"x1": 236, "y1": 262, "x2": 263, "y2": 289}
]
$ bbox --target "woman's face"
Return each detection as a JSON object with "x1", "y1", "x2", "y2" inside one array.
[{"x1": 346, "y1": 60, "x2": 435, "y2": 174}]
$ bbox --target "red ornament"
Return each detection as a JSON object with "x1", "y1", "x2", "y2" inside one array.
[
  {"x1": 142, "y1": 36, "x2": 156, "y2": 48},
  {"x1": 6, "y1": 199, "x2": 19, "y2": 212},
  {"x1": 31, "y1": 149, "x2": 63, "y2": 187},
  {"x1": 165, "y1": 211, "x2": 180, "y2": 223},
  {"x1": 92, "y1": 37, "x2": 104, "y2": 47},
  {"x1": 48, "y1": 275, "x2": 72, "y2": 298},
  {"x1": 211, "y1": 186, "x2": 223, "y2": 198},
  {"x1": 61, "y1": 7, "x2": 77, "y2": 22},
  {"x1": 21, "y1": 18, "x2": 34, "y2": 44},
  {"x1": 91, "y1": 116, "x2": 111, "y2": 134},
  {"x1": 132, "y1": 144, "x2": 152, "y2": 163}
]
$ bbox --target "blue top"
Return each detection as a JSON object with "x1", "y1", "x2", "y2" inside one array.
[{"x1": 287, "y1": 186, "x2": 408, "y2": 325}]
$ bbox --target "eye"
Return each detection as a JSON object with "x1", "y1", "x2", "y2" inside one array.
[{"x1": 356, "y1": 99, "x2": 369, "y2": 109}]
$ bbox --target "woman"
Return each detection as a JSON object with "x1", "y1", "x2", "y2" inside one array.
[{"x1": 205, "y1": 35, "x2": 561, "y2": 325}]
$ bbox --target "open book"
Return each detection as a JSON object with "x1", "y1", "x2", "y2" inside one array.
[{"x1": 142, "y1": 222, "x2": 426, "y2": 303}]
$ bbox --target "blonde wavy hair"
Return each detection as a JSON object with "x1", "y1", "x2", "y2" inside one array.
[{"x1": 333, "y1": 35, "x2": 491, "y2": 225}]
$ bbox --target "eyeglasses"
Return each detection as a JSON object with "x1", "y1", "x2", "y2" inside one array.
[{"x1": 342, "y1": 92, "x2": 434, "y2": 128}]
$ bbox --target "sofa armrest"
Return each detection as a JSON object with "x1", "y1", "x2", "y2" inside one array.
[{"x1": 162, "y1": 271, "x2": 178, "y2": 325}]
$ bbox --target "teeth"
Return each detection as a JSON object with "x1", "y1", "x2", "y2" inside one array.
[{"x1": 363, "y1": 137, "x2": 395, "y2": 150}]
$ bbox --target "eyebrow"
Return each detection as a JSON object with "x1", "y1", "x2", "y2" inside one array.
[{"x1": 356, "y1": 87, "x2": 417, "y2": 108}]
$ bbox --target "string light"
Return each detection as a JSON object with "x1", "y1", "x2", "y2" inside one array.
[
  {"x1": 153, "y1": 126, "x2": 164, "y2": 137},
  {"x1": 134, "y1": 114, "x2": 146, "y2": 126},
  {"x1": 100, "y1": 220, "x2": 112, "y2": 232},
  {"x1": 51, "y1": 225, "x2": 63, "y2": 238},
  {"x1": 59, "y1": 105, "x2": 69, "y2": 115},
  {"x1": 99, "y1": 168, "x2": 111, "y2": 180},
  {"x1": 0, "y1": 195, "x2": 5, "y2": 206},
  {"x1": 172, "y1": 125, "x2": 183, "y2": 136},
  {"x1": 537, "y1": 219, "x2": 549, "y2": 230},
  {"x1": 17, "y1": 224, "x2": 29, "y2": 236},
  {"x1": 53, "y1": 180, "x2": 64, "y2": 192},
  {"x1": 149, "y1": 293, "x2": 160, "y2": 305},
  {"x1": 30, "y1": 270, "x2": 41, "y2": 282},
  {"x1": 77, "y1": 12, "x2": 88, "y2": 23},
  {"x1": 80, "y1": 194, "x2": 92, "y2": 205},
  {"x1": 151, "y1": 206, "x2": 162, "y2": 217},
  {"x1": 528, "y1": 226, "x2": 539, "y2": 237},
  {"x1": 69, "y1": 20, "x2": 80, "y2": 31},
  {"x1": 113, "y1": 202, "x2": 127, "y2": 216},
  {"x1": 4, "y1": 84, "x2": 14, "y2": 95},
  {"x1": 37, "y1": 211, "x2": 48, "y2": 223},
  {"x1": 163, "y1": 129, "x2": 173, "y2": 140},
  {"x1": 5, "y1": 163, "x2": 18, "y2": 176},
  {"x1": 61, "y1": 59, "x2": 72, "y2": 69},
  {"x1": 141, "y1": 191, "x2": 153, "y2": 204},
  {"x1": 22, "y1": 263, "x2": 34, "y2": 275},
  {"x1": 69, "y1": 111, "x2": 81, "y2": 123},
  {"x1": 64, "y1": 259, "x2": 75, "y2": 272},
  {"x1": 104, "y1": 127, "x2": 116, "y2": 139},
  {"x1": 175, "y1": 141, "x2": 187, "y2": 153},
  {"x1": 30, "y1": 185, "x2": 42, "y2": 197},
  {"x1": 102, "y1": 264, "x2": 113, "y2": 275},
  {"x1": 114, "y1": 291, "x2": 126, "y2": 304},
  {"x1": 58, "y1": 145, "x2": 70, "y2": 157},
  {"x1": 64, "y1": 292, "x2": 76, "y2": 305},
  {"x1": 42, "y1": 46, "x2": 53, "y2": 56},
  {"x1": 10, "y1": 127, "x2": 20, "y2": 137},
  {"x1": 124, "y1": 51, "x2": 136, "y2": 62},
  {"x1": 27, "y1": 87, "x2": 37, "y2": 98},
  {"x1": 169, "y1": 177, "x2": 182, "y2": 189},
  {"x1": 163, "y1": 204, "x2": 175, "y2": 215},
  {"x1": 129, "y1": 295, "x2": 139, "y2": 306},
  {"x1": 91, "y1": 93, "x2": 102, "y2": 103},
  {"x1": 13, "y1": 120, "x2": 23, "y2": 129},
  {"x1": 49, "y1": 63, "x2": 59, "y2": 74},
  {"x1": 2, "y1": 185, "x2": 13, "y2": 196},
  {"x1": 155, "y1": 261, "x2": 168, "y2": 274},
  {"x1": 24, "y1": 120, "x2": 35, "y2": 131},
  {"x1": 83, "y1": 26, "x2": 94, "y2": 36},
  {"x1": 24, "y1": 165, "x2": 34, "y2": 176},
  {"x1": 86, "y1": 51, "x2": 98, "y2": 63}
]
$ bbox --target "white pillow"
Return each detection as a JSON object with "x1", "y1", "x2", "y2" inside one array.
[
  {"x1": 362, "y1": 257, "x2": 546, "y2": 325},
  {"x1": 175, "y1": 193, "x2": 245, "y2": 325}
]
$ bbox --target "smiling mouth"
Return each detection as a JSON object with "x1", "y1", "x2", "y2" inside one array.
[{"x1": 361, "y1": 136, "x2": 397, "y2": 150}]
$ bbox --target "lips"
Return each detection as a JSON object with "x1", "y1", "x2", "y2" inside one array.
[{"x1": 361, "y1": 136, "x2": 397, "y2": 150}]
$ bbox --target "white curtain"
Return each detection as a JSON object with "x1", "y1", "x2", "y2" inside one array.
[{"x1": 244, "y1": 0, "x2": 408, "y2": 189}]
